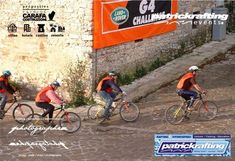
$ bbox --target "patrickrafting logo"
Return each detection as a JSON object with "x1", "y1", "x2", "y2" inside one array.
[
  {"x1": 9, "y1": 140, "x2": 69, "y2": 151},
  {"x1": 152, "y1": 12, "x2": 229, "y2": 26},
  {"x1": 158, "y1": 142, "x2": 226, "y2": 153},
  {"x1": 111, "y1": 7, "x2": 129, "y2": 25},
  {"x1": 154, "y1": 134, "x2": 231, "y2": 157},
  {"x1": 8, "y1": 5, "x2": 65, "y2": 37}
]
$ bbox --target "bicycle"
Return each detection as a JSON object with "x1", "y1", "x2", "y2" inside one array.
[
  {"x1": 165, "y1": 93, "x2": 218, "y2": 125},
  {"x1": 0, "y1": 95, "x2": 34, "y2": 124},
  {"x1": 24, "y1": 104, "x2": 81, "y2": 135},
  {"x1": 87, "y1": 94, "x2": 140, "y2": 124}
]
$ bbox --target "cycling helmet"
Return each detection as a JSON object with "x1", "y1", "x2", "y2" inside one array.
[
  {"x1": 108, "y1": 70, "x2": 117, "y2": 76},
  {"x1": 51, "y1": 80, "x2": 61, "y2": 87},
  {"x1": 189, "y1": 66, "x2": 199, "y2": 71},
  {"x1": 2, "y1": 70, "x2": 12, "y2": 77}
]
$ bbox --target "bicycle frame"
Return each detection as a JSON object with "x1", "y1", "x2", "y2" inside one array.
[
  {"x1": 95, "y1": 95, "x2": 129, "y2": 117},
  {"x1": 110, "y1": 95, "x2": 130, "y2": 114},
  {"x1": 3, "y1": 97, "x2": 18, "y2": 113},
  {"x1": 174, "y1": 94, "x2": 204, "y2": 117},
  {"x1": 42, "y1": 107, "x2": 71, "y2": 123}
]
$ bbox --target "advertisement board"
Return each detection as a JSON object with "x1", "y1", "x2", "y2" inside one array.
[{"x1": 94, "y1": 0, "x2": 178, "y2": 49}]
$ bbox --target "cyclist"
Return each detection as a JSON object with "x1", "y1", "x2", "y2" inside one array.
[
  {"x1": 35, "y1": 81, "x2": 63, "y2": 126},
  {"x1": 176, "y1": 66, "x2": 207, "y2": 112},
  {"x1": 0, "y1": 70, "x2": 16, "y2": 119},
  {"x1": 96, "y1": 71, "x2": 126, "y2": 119}
]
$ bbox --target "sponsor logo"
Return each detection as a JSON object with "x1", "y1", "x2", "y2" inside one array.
[
  {"x1": 154, "y1": 134, "x2": 231, "y2": 156},
  {"x1": 111, "y1": 7, "x2": 129, "y2": 25},
  {"x1": 158, "y1": 142, "x2": 226, "y2": 153}
]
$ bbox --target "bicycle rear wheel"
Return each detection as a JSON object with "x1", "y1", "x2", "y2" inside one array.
[
  {"x1": 13, "y1": 103, "x2": 34, "y2": 124},
  {"x1": 59, "y1": 112, "x2": 81, "y2": 133},
  {"x1": 165, "y1": 104, "x2": 185, "y2": 125},
  {"x1": 120, "y1": 102, "x2": 140, "y2": 122},
  {"x1": 199, "y1": 101, "x2": 218, "y2": 121},
  {"x1": 24, "y1": 113, "x2": 45, "y2": 135},
  {"x1": 87, "y1": 104, "x2": 105, "y2": 120}
]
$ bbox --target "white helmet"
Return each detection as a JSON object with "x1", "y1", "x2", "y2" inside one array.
[{"x1": 189, "y1": 66, "x2": 199, "y2": 71}]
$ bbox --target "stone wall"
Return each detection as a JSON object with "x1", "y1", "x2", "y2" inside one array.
[
  {"x1": 0, "y1": 0, "x2": 93, "y2": 99},
  {"x1": 0, "y1": 0, "x2": 217, "y2": 99},
  {"x1": 93, "y1": 0, "x2": 216, "y2": 77}
]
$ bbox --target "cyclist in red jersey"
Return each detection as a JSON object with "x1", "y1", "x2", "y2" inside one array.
[
  {"x1": 176, "y1": 66, "x2": 207, "y2": 112},
  {"x1": 35, "y1": 81, "x2": 63, "y2": 126}
]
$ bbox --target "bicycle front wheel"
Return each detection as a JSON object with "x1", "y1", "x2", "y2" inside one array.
[
  {"x1": 165, "y1": 104, "x2": 185, "y2": 125},
  {"x1": 13, "y1": 103, "x2": 34, "y2": 124},
  {"x1": 199, "y1": 101, "x2": 218, "y2": 121},
  {"x1": 120, "y1": 102, "x2": 140, "y2": 122},
  {"x1": 59, "y1": 112, "x2": 81, "y2": 133}
]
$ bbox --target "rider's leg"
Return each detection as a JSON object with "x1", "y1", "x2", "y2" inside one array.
[
  {"x1": 98, "y1": 91, "x2": 113, "y2": 118},
  {"x1": 109, "y1": 92, "x2": 117, "y2": 99},
  {"x1": 0, "y1": 93, "x2": 8, "y2": 111},
  {"x1": 176, "y1": 89, "x2": 190, "y2": 106},
  {"x1": 180, "y1": 90, "x2": 198, "y2": 109},
  {"x1": 36, "y1": 102, "x2": 55, "y2": 122},
  {"x1": 109, "y1": 92, "x2": 117, "y2": 108}
]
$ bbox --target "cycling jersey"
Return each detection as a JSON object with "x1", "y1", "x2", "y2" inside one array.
[
  {"x1": 0, "y1": 76, "x2": 15, "y2": 94},
  {"x1": 97, "y1": 76, "x2": 122, "y2": 93},
  {"x1": 35, "y1": 86, "x2": 62, "y2": 104},
  {"x1": 177, "y1": 72, "x2": 195, "y2": 90}
]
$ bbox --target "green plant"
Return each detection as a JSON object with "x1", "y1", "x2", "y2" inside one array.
[
  {"x1": 117, "y1": 73, "x2": 134, "y2": 86},
  {"x1": 134, "y1": 66, "x2": 147, "y2": 79},
  {"x1": 149, "y1": 58, "x2": 160, "y2": 71},
  {"x1": 64, "y1": 59, "x2": 90, "y2": 107},
  {"x1": 177, "y1": 41, "x2": 186, "y2": 56}
]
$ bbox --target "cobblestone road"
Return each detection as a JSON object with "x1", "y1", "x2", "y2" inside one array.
[{"x1": 0, "y1": 52, "x2": 235, "y2": 161}]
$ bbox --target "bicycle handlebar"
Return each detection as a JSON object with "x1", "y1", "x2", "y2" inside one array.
[
  {"x1": 60, "y1": 105, "x2": 65, "y2": 110},
  {"x1": 197, "y1": 92, "x2": 207, "y2": 100},
  {"x1": 13, "y1": 96, "x2": 17, "y2": 102}
]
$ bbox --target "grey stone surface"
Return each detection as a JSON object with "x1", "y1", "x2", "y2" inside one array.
[
  {"x1": 122, "y1": 33, "x2": 235, "y2": 102},
  {"x1": 1, "y1": 38, "x2": 235, "y2": 161}
]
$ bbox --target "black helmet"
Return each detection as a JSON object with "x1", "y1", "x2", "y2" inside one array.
[{"x1": 51, "y1": 80, "x2": 61, "y2": 87}]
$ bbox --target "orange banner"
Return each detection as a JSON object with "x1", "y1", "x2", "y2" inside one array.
[{"x1": 94, "y1": 0, "x2": 178, "y2": 49}]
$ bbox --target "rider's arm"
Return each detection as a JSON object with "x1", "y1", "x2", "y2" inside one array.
[
  {"x1": 0, "y1": 81, "x2": 15, "y2": 94},
  {"x1": 7, "y1": 84, "x2": 16, "y2": 94},
  {"x1": 46, "y1": 90, "x2": 63, "y2": 105},
  {"x1": 190, "y1": 78, "x2": 206, "y2": 93},
  {"x1": 106, "y1": 80, "x2": 122, "y2": 93}
]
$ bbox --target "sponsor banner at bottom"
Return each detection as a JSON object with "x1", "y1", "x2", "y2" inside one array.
[{"x1": 154, "y1": 134, "x2": 231, "y2": 156}]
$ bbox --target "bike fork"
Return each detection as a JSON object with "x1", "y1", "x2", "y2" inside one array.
[
  {"x1": 18, "y1": 105, "x2": 25, "y2": 115},
  {"x1": 202, "y1": 102, "x2": 209, "y2": 112},
  {"x1": 65, "y1": 112, "x2": 71, "y2": 124},
  {"x1": 123, "y1": 102, "x2": 130, "y2": 112}
]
